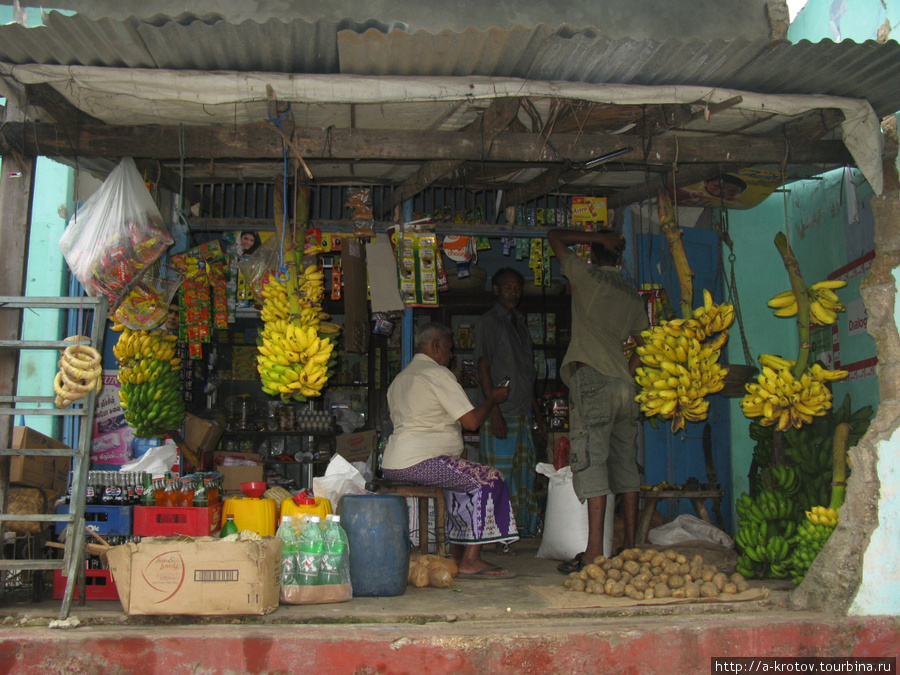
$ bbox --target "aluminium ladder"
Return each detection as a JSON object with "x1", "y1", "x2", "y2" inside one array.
[{"x1": 0, "y1": 295, "x2": 107, "y2": 620}]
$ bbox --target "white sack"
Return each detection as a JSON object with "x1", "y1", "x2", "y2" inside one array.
[
  {"x1": 535, "y1": 462, "x2": 613, "y2": 561},
  {"x1": 648, "y1": 513, "x2": 734, "y2": 548},
  {"x1": 313, "y1": 454, "x2": 370, "y2": 512}
]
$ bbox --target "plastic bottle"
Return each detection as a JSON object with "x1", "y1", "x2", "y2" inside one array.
[
  {"x1": 296, "y1": 515, "x2": 324, "y2": 586},
  {"x1": 320, "y1": 514, "x2": 348, "y2": 586},
  {"x1": 220, "y1": 514, "x2": 239, "y2": 538},
  {"x1": 276, "y1": 516, "x2": 299, "y2": 587}
]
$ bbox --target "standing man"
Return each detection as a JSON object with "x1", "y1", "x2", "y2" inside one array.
[
  {"x1": 547, "y1": 229, "x2": 648, "y2": 573},
  {"x1": 474, "y1": 267, "x2": 547, "y2": 542}
]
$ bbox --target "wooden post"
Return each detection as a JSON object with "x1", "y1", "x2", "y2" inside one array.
[{"x1": 0, "y1": 148, "x2": 36, "y2": 541}]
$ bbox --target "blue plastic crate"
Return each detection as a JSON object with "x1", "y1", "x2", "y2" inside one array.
[{"x1": 55, "y1": 504, "x2": 132, "y2": 536}]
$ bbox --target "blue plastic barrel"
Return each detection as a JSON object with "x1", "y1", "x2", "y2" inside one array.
[{"x1": 340, "y1": 494, "x2": 410, "y2": 597}]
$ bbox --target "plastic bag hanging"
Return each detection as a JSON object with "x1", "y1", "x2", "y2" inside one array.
[{"x1": 59, "y1": 157, "x2": 173, "y2": 309}]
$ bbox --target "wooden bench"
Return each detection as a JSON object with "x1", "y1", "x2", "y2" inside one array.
[
  {"x1": 637, "y1": 489, "x2": 725, "y2": 544},
  {"x1": 368, "y1": 479, "x2": 447, "y2": 555}
]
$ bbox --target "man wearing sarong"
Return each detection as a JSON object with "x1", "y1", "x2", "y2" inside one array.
[
  {"x1": 474, "y1": 267, "x2": 546, "y2": 543},
  {"x1": 381, "y1": 322, "x2": 518, "y2": 579}
]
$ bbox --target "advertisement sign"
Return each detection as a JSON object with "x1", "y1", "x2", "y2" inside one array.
[
  {"x1": 672, "y1": 168, "x2": 782, "y2": 209},
  {"x1": 91, "y1": 371, "x2": 133, "y2": 465}
]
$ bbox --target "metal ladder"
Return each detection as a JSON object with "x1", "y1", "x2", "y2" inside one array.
[{"x1": 0, "y1": 295, "x2": 108, "y2": 620}]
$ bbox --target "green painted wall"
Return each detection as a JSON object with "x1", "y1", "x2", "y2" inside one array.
[{"x1": 789, "y1": 0, "x2": 899, "y2": 42}]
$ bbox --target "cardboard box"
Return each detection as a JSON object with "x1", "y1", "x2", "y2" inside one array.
[
  {"x1": 335, "y1": 429, "x2": 377, "y2": 463},
  {"x1": 215, "y1": 464, "x2": 265, "y2": 493},
  {"x1": 10, "y1": 427, "x2": 71, "y2": 496},
  {"x1": 106, "y1": 536, "x2": 281, "y2": 615},
  {"x1": 184, "y1": 413, "x2": 225, "y2": 456}
]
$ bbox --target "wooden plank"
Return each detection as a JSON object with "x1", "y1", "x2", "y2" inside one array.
[
  {"x1": 0, "y1": 123, "x2": 35, "y2": 545},
  {"x1": 0, "y1": 122, "x2": 854, "y2": 166}
]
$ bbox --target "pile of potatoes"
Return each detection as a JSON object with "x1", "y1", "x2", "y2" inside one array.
[
  {"x1": 408, "y1": 553, "x2": 459, "y2": 588},
  {"x1": 563, "y1": 548, "x2": 751, "y2": 600}
]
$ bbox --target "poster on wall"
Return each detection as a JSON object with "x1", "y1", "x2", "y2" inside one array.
[
  {"x1": 671, "y1": 168, "x2": 782, "y2": 209},
  {"x1": 91, "y1": 371, "x2": 133, "y2": 465}
]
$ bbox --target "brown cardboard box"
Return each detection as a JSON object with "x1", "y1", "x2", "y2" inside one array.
[
  {"x1": 106, "y1": 536, "x2": 281, "y2": 615},
  {"x1": 10, "y1": 427, "x2": 71, "y2": 496},
  {"x1": 335, "y1": 429, "x2": 377, "y2": 463},
  {"x1": 215, "y1": 464, "x2": 265, "y2": 493},
  {"x1": 184, "y1": 413, "x2": 225, "y2": 456}
]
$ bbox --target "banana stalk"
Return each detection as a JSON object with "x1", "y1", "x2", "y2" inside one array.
[
  {"x1": 772, "y1": 233, "x2": 812, "y2": 379},
  {"x1": 830, "y1": 422, "x2": 850, "y2": 511},
  {"x1": 274, "y1": 178, "x2": 303, "y2": 319},
  {"x1": 657, "y1": 190, "x2": 694, "y2": 320}
]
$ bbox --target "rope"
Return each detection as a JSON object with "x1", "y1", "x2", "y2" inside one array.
[
  {"x1": 268, "y1": 109, "x2": 291, "y2": 277},
  {"x1": 719, "y1": 209, "x2": 754, "y2": 367}
]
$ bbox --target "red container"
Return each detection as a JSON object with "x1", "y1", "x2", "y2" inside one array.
[
  {"x1": 52, "y1": 569, "x2": 119, "y2": 601},
  {"x1": 133, "y1": 503, "x2": 223, "y2": 537}
]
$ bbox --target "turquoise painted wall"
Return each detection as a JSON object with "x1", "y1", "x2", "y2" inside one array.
[
  {"x1": 15, "y1": 160, "x2": 75, "y2": 437},
  {"x1": 789, "y1": 0, "x2": 900, "y2": 42}
]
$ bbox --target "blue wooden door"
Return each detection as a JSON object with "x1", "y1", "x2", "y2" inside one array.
[{"x1": 636, "y1": 227, "x2": 733, "y2": 534}]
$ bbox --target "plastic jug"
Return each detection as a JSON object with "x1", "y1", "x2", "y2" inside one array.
[
  {"x1": 221, "y1": 496, "x2": 278, "y2": 536},
  {"x1": 279, "y1": 492, "x2": 332, "y2": 521}
]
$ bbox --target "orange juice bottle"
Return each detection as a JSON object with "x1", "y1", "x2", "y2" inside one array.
[{"x1": 176, "y1": 478, "x2": 195, "y2": 507}]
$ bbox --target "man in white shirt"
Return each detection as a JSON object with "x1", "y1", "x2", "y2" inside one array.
[{"x1": 382, "y1": 322, "x2": 518, "y2": 579}]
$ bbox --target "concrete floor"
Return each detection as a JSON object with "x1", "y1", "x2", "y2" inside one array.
[{"x1": 0, "y1": 538, "x2": 896, "y2": 674}]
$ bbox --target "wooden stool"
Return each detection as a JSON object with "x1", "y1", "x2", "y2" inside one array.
[
  {"x1": 637, "y1": 489, "x2": 725, "y2": 544},
  {"x1": 368, "y1": 479, "x2": 447, "y2": 555}
]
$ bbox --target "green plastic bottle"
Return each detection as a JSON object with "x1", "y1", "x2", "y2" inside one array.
[{"x1": 220, "y1": 514, "x2": 239, "y2": 538}]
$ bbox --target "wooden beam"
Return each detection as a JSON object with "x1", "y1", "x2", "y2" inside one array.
[
  {"x1": 0, "y1": 122, "x2": 854, "y2": 167},
  {"x1": 0, "y1": 152, "x2": 35, "y2": 489},
  {"x1": 379, "y1": 97, "x2": 522, "y2": 215},
  {"x1": 24, "y1": 83, "x2": 105, "y2": 126}
]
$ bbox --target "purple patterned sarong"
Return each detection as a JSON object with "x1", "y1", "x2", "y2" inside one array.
[{"x1": 383, "y1": 456, "x2": 519, "y2": 546}]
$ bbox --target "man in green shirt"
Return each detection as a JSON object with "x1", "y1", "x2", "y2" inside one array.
[{"x1": 547, "y1": 229, "x2": 648, "y2": 572}]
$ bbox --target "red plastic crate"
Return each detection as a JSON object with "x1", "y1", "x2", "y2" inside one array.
[
  {"x1": 132, "y1": 503, "x2": 223, "y2": 537},
  {"x1": 52, "y1": 569, "x2": 119, "y2": 601}
]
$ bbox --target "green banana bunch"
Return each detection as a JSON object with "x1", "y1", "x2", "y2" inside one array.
[
  {"x1": 766, "y1": 279, "x2": 847, "y2": 325},
  {"x1": 789, "y1": 519, "x2": 836, "y2": 585},
  {"x1": 118, "y1": 363, "x2": 184, "y2": 438},
  {"x1": 634, "y1": 289, "x2": 732, "y2": 433},
  {"x1": 766, "y1": 464, "x2": 801, "y2": 496},
  {"x1": 114, "y1": 326, "x2": 185, "y2": 438}
]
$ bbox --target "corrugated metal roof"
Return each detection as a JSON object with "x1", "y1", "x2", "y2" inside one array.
[{"x1": 1, "y1": 14, "x2": 899, "y2": 117}]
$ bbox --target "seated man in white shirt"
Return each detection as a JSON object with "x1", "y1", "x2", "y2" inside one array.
[{"x1": 381, "y1": 322, "x2": 518, "y2": 579}]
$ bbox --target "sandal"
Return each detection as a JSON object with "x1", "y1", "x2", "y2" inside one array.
[{"x1": 556, "y1": 552, "x2": 584, "y2": 574}]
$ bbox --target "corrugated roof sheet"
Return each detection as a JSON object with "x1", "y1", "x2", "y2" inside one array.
[{"x1": 1, "y1": 14, "x2": 898, "y2": 117}]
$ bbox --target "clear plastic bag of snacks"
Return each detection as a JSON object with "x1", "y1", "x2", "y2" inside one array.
[
  {"x1": 113, "y1": 261, "x2": 184, "y2": 330},
  {"x1": 59, "y1": 157, "x2": 173, "y2": 309}
]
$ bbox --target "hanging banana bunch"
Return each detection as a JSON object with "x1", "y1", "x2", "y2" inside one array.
[
  {"x1": 53, "y1": 336, "x2": 103, "y2": 408},
  {"x1": 766, "y1": 279, "x2": 846, "y2": 325},
  {"x1": 112, "y1": 324, "x2": 185, "y2": 438},
  {"x1": 634, "y1": 289, "x2": 734, "y2": 433},
  {"x1": 740, "y1": 353, "x2": 848, "y2": 431},
  {"x1": 256, "y1": 267, "x2": 339, "y2": 401}
]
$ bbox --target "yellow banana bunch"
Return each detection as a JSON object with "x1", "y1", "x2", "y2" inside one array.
[
  {"x1": 259, "y1": 273, "x2": 291, "y2": 323},
  {"x1": 112, "y1": 326, "x2": 179, "y2": 365},
  {"x1": 296, "y1": 263, "x2": 326, "y2": 304},
  {"x1": 766, "y1": 279, "x2": 846, "y2": 325},
  {"x1": 740, "y1": 357, "x2": 848, "y2": 430},
  {"x1": 635, "y1": 289, "x2": 732, "y2": 432},
  {"x1": 256, "y1": 265, "x2": 337, "y2": 401},
  {"x1": 806, "y1": 505, "x2": 839, "y2": 528}
]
